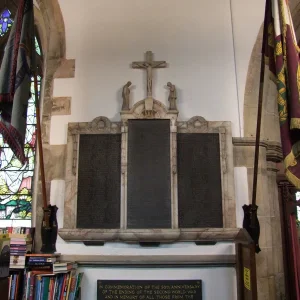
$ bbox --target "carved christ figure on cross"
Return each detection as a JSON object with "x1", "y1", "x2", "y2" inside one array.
[{"x1": 132, "y1": 51, "x2": 167, "y2": 98}]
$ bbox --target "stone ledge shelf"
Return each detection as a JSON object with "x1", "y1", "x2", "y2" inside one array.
[
  {"x1": 59, "y1": 254, "x2": 236, "y2": 266},
  {"x1": 58, "y1": 228, "x2": 251, "y2": 243}
]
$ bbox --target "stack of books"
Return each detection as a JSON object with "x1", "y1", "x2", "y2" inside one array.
[
  {"x1": 27, "y1": 253, "x2": 59, "y2": 270},
  {"x1": 0, "y1": 226, "x2": 35, "y2": 236},
  {"x1": 23, "y1": 254, "x2": 83, "y2": 300},
  {"x1": 53, "y1": 261, "x2": 78, "y2": 274},
  {"x1": 9, "y1": 229, "x2": 35, "y2": 269}
]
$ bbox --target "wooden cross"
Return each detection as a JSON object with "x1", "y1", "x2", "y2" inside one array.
[{"x1": 132, "y1": 51, "x2": 167, "y2": 98}]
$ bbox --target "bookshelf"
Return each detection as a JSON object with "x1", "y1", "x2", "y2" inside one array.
[{"x1": 0, "y1": 227, "x2": 83, "y2": 300}]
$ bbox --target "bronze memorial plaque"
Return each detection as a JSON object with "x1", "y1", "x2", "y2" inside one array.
[
  {"x1": 77, "y1": 134, "x2": 121, "y2": 229},
  {"x1": 97, "y1": 280, "x2": 202, "y2": 300},
  {"x1": 127, "y1": 120, "x2": 171, "y2": 229},
  {"x1": 177, "y1": 133, "x2": 223, "y2": 228}
]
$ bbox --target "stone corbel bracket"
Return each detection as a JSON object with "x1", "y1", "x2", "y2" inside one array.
[{"x1": 232, "y1": 137, "x2": 283, "y2": 163}]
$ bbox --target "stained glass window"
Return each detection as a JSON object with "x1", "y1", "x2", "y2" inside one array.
[
  {"x1": 0, "y1": 9, "x2": 13, "y2": 37},
  {"x1": 35, "y1": 36, "x2": 41, "y2": 56},
  {"x1": 0, "y1": 10, "x2": 42, "y2": 222}
]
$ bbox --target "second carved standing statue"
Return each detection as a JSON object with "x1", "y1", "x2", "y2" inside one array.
[
  {"x1": 167, "y1": 82, "x2": 177, "y2": 111},
  {"x1": 122, "y1": 81, "x2": 132, "y2": 111}
]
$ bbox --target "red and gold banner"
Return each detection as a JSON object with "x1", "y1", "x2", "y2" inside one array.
[{"x1": 263, "y1": 0, "x2": 300, "y2": 187}]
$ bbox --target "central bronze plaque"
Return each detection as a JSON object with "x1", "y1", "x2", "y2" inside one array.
[
  {"x1": 97, "y1": 280, "x2": 202, "y2": 300},
  {"x1": 127, "y1": 120, "x2": 171, "y2": 229}
]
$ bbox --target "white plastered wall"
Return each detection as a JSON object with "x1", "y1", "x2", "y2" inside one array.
[{"x1": 37, "y1": 0, "x2": 268, "y2": 298}]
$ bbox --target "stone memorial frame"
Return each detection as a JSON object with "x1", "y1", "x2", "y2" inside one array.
[{"x1": 59, "y1": 97, "x2": 237, "y2": 243}]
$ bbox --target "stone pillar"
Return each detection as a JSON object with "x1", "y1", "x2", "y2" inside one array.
[
  {"x1": 233, "y1": 139, "x2": 284, "y2": 300},
  {"x1": 254, "y1": 160, "x2": 284, "y2": 300}
]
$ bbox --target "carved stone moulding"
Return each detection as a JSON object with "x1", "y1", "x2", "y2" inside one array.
[
  {"x1": 232, "y1": 137, "x2": 283, "y2": 162},
  {"x1": 59, "y1": 254, "x2": 236, "y2": 266},
  {"x1": 59, "y1": 228, "x2": 250, "y2": 243},
  {"x1": 120, "y1": 99, "x2": 178, "y2": 122}
]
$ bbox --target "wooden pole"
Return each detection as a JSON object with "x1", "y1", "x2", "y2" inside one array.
[
  {"x1": 251, "y1": 53, "x2": 265, "y2": 208},
  {"x1": 33, "y1": 73, "x2": 48, "y2": 210}
]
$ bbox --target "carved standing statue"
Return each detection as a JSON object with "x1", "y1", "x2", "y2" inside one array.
[
  {"x1": 167, "y1": 82, "x2": 177, "y2": 110},
  {"x1": 122, "y1": 81, "x2": 132, "y2": 111}
]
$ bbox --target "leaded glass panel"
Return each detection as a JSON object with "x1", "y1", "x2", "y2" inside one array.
[
  {"x1": 0, "y1": 10, "x2": 42, "y2": 219},
  {"x1": 0, "y1": 9, "x2": 13, "y2": 37}
]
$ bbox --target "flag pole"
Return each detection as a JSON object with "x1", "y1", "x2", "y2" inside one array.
[
  {"x1": 251, "y1": 50, "x2": 265, "y2": 211},
  {"x1": 33, "y1": 73, "x2": 49, "y2": 220},
  {"x1": 34, "y1": 70, "x2": 58, "y2": 253},
  {"x1": 33, "y1": 69, "x2": 58, "y2": 253},
  {"x1": 242, "y1": 42, "x2": 265, "y2": 254},
  {"x1": 33, "y1": 32, "x2": 58, "y2": 253},
  {"x1": 242, "y1": 3, "x2": 268, "y2": 253}
]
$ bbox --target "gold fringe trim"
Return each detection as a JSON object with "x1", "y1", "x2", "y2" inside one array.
[
  {"x1": 290, "y1": 118, "x2": 300, "y2": 129},
  {"x1": 283, "y1": 144, "x2": 300, "y2": 188},
  {"x1": 285, "y1": 168, "x2": 300, "y2": 188},
  {"x1": 284, "y1": 151, "x2": 297, "y2": 167}
]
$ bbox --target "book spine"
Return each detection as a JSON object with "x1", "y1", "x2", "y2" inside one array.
[
  {"x1": 74, "y1": 273, "x2": 83, "y2": 300},
  {"x1": 57, "y1": 274, "x2": 64, "y2": 300},
  {"x1": 29, "y1": 273, "x2": 35, "y2": 300},
  {"x1": 48, "y1": 277, "x2": 54, "y2": 300},
  {"x1": 22, "y1": 272, "x2": 27, "y2": 300},
  {"x1": 8, "y1": 275, "x2": 12, "y2": 299},
  {"x1": 28, "y1": 258, "x2": 55, "y2": 263},
  {"x1": 40, "y1": 277, "x2": 45, "y2": 300},
  {"x1": 10, "y1": 274, "x2": 16, "y2": 300},
  {"x1": 28, "y1": 262, "x2": 53, "y2": 266},
  {"x1": 61, "y1": 273, "x2": 70, "y2": 300},
  {"x1": 24, "y1": 271, "x2": 31, "y2": 300},
  {"x1": 35, "y1": 276, "x2": 40, "y2": 300},
  {"x1": 65, "y1": 273, "x2": 73, "y2": 300},
  {"x1": 15, "y1": 273, "x2": 20, "y2": 300},
  {"x1": 53, "y1": 277, "x2": 58, "y2": 300},
  {"x1": 68, "y1": 275, "x2": 77, "y2": 300},
  {"x1": 42, "y1": 277, "x2": 50, "y2": 300}
]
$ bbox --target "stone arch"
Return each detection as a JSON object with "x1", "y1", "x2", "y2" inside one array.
[
  {"x1": 36, "y1": 0, "x2": 66, "y2": 61},
  {"x1": 32, "y1": 0, "x2": 66, "y2": 249},
  {"x1": 244, "y1": 23, "x2": 280, "y2": 142}
]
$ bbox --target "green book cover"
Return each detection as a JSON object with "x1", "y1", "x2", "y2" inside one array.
[
  {"x1": 74, "y1": 273, "x2": 84, "y2": 300},
  {"x1": 42, "y1": 276, "x2": 51, "y2": 300}
]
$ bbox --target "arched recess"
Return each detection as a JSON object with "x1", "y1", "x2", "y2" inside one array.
[{"x1": 32, "y1": 0, "x2": 66, "y2": 249}]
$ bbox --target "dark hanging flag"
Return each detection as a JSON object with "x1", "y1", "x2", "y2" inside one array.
[
  {"x1": 264, "y1": 0, "x2": 300, "y2": 187},
  {"x1": 0, "y1": 0, "x2": 35, "y2": 164}
]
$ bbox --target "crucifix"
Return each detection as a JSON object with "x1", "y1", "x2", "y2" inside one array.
[{"x1": 132, "y1": 51, "x2": 167, "y2": 98}]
